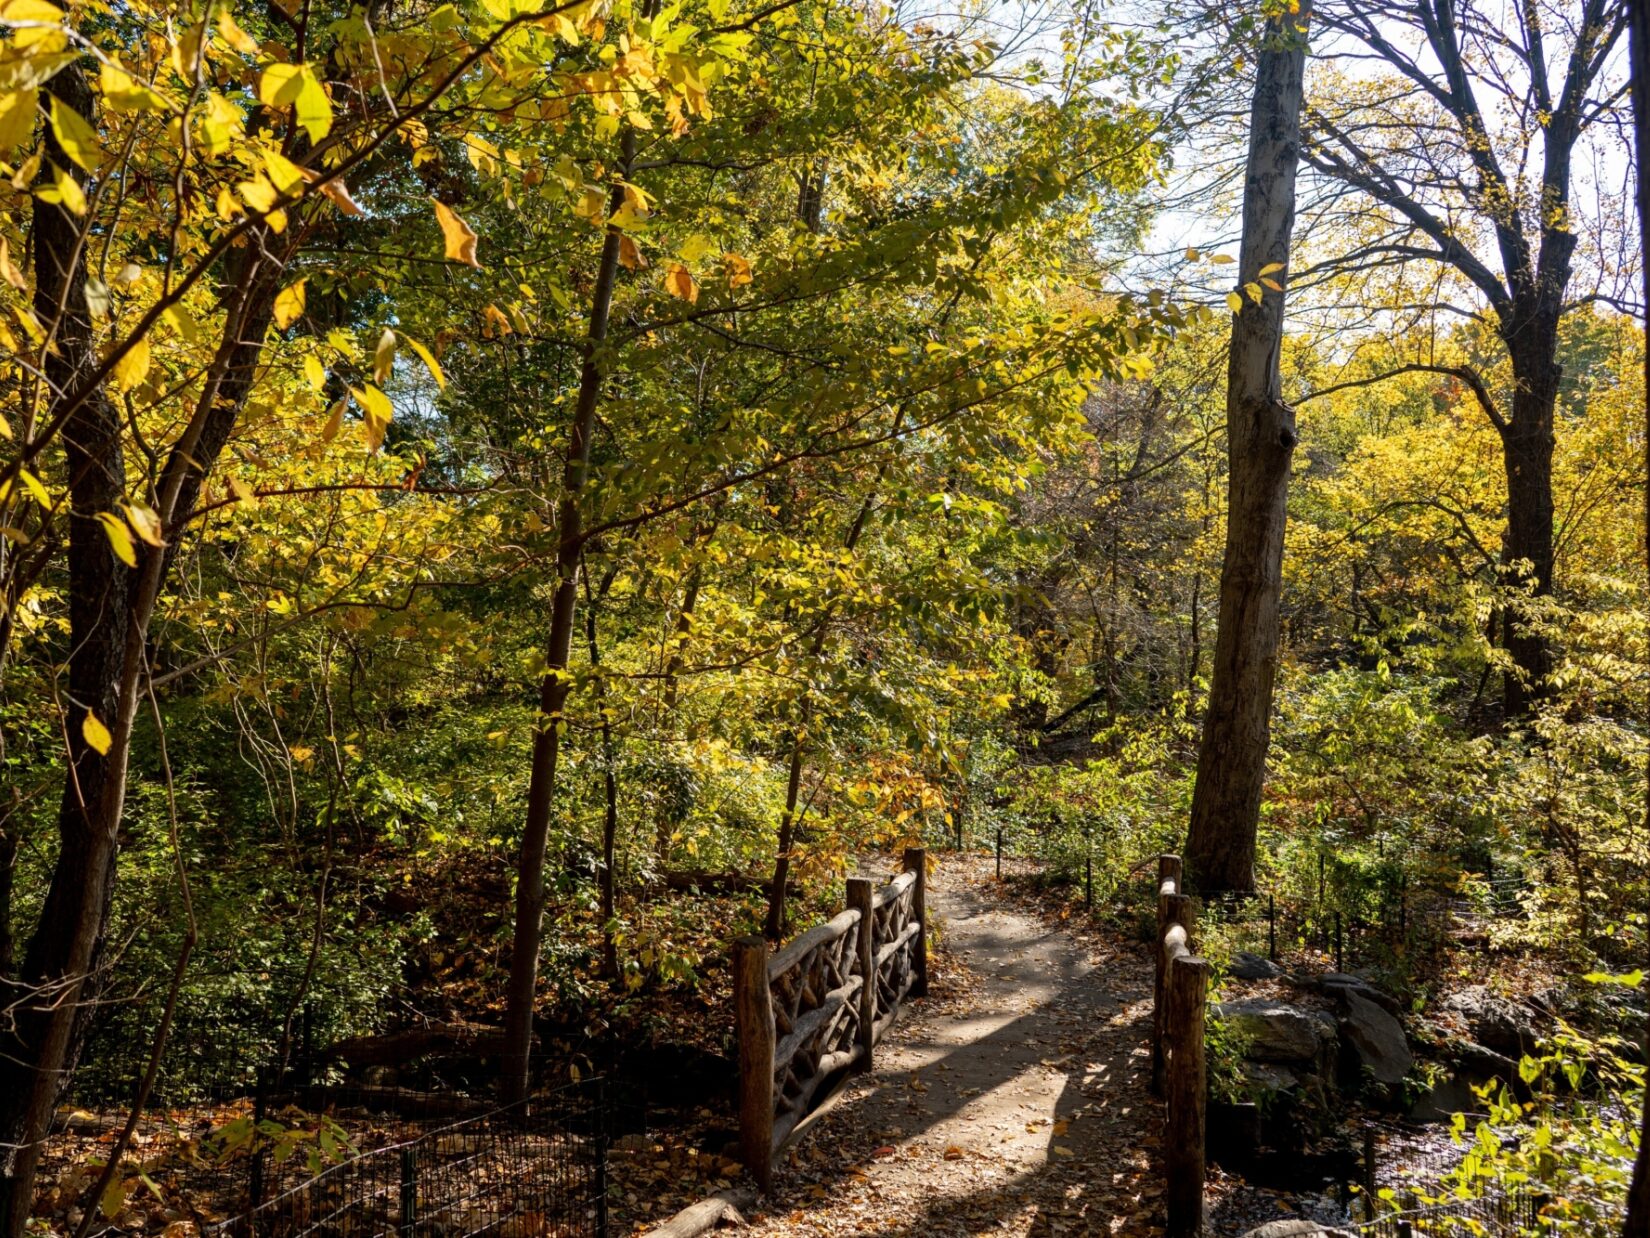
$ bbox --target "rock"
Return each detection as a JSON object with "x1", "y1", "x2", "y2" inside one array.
[
  {"x1": 1216, "y1": 999, "x2": 1337, "y2": 1065},
  {"x1": 1439, "y1": 985, "x2": 1542, "y2": 1058},
  {"x1": 1338, "y1": 989, "x2": 1412, "y2": 1087},
  {"x1": 1408, "y1": 1073, "x2": 1480, "y2": 1123},
  {"x1": 1242, "y1": 1061, "x2": 1300, "y2": 1093},
  {"x1": 1317, "y1": 973, "x2": 1402, "y2": 1015},
  {"x1": 1231, "y1": 952, "x2": 1284, "y2": 981},
  {"x1": 1241, "y1": 1220, "x2": 1354, "y2": 1238}
]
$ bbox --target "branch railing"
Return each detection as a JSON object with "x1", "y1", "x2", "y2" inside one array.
[
  {"x1": 732, "y1": 848, "x2": 927, "y2": 1190},
  {"x1": 1150, "y1": 854, "x2": 1209, "y2": 1238}
]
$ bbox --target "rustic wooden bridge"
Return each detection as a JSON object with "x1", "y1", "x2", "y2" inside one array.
[{"x1": 730, "y1": 848, "x2": 927, "y2": 1189}]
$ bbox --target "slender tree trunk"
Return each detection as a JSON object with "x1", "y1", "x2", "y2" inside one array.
[
  {"x1": 583, "y1": 566, "x2": 621, "y2": 981},
  {"x1": 1619, "y1": 0, "x2": 1649, "y2": 1232},
  {"x1": 500, "y1": 131, "x2": 634, "y2": 1106},
  {"x1": 762, "y1": 462, "x2": 889, "y2": 940},
  {"x1": 1183, "y1": 12, "x2": 1308, "y2": 894}
]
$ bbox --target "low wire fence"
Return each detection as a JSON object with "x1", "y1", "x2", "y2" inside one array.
[{"x1": 214, "y1": 1083, "x2": 610, "y2": 1238}]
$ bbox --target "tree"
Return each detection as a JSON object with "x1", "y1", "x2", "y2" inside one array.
[
  {"x1": 1183, "y1": 2, "x2": 1309, "y2": 894},
  {"x1": 1620, "y1": 0, "x2": 1648, "y2": 1229},
  {"x1": 1300, "y1": 0, "x2": 1629, "y2": 716}
]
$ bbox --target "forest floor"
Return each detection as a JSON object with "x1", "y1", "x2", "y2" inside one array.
[{"x1": 731, "y1": 853, "x2": 1167, "y2": 1238}]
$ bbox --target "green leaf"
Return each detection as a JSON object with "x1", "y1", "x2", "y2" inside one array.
[{"x1": 99, "y1": 1175, "x2": 126, "y2": 1219}]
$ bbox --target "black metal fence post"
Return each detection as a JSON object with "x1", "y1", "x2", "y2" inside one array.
[
  {"x1": 246, "y1": 1065, "x2": 268, "y2": 1236},
  {"x1": 594, "y1": 1086, "x2": 611, "y2": 1238},
  {"x1": 399, "y1": 1145, "x2": 417, "y2": 1238}
]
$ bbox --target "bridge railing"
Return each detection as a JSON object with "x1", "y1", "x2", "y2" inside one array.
[
  {"x1": 732, "y1": 848, "x2": 927, "y2": 1190},
  {"x1": 1151, "y1": 854, "x2": 1209, "y2": 1238}
]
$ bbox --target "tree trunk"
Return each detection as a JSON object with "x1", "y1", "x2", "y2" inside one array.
[
  {"x1": 1619, "y1": 0, "x2": 1649, "y2": 1231},
  {"x1": 499, "y1": 132, "x2": 634, "y2": 1106},
  {"x1": 0, "y1": 64, "x2": 283, "y2": 1232},
  {"x1": 1183, "y1": 13, "x2": 1307, "y2": 895},
  {"x1": 1497, "y1": 335, "x2": 1559, "y2": 717}
]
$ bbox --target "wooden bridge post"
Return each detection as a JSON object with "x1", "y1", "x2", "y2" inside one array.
[
  {"x1": 732, "y1": 935, "x2": 775, "y2": 1191},
  {"x1": 1151, "y1": 855, "x2": 1183, "y2": 1097},
  {"x1": 903, "y1": 847, "x2": 928, "y2": 997},
  {"x1": 846, "y1": 876, "x2": 876, "y2": 1071},
  {"x1": 1165, "y1": 950, "x2": 1209, "y2": 1238}
]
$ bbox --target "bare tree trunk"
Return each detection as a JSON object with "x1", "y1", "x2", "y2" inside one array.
[
  {"x1": 500, "y1": 130, "x2": 634, "y2": 1106},
  {"x1": 1183, "y1": 12, "x2": 1308, "y2": 894}
]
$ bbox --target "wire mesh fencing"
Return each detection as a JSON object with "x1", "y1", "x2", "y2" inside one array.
[{"x1": 212, "y1": 1083, "x2": 611, "y2": 1238}]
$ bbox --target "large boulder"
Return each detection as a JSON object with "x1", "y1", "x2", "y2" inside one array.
[
  {"x1": 1337, "y1": 989, "x2": 1412, "y2": 1087},
  {"x1": 1216, "y1": 999, "x2": 1337, "y2": 1065},
  {"x1": 1316, "y1": 972, "x2": 1402, "y2": 1016},
  {"x1": 1230, "y1": 952, "x2": 1285, "y2": 982},
  {"x1": 1438, "y1": 986, "x2": 1542, "y2": 1058}
]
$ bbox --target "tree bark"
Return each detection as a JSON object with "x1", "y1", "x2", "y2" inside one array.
[
  {"x1": 1496, "y1": 323, "x2": 1560, "y2": 717},
  {"x1": 1182, "y1": 11, "x2": 1307, "y2": 894},
  {"x1": 499, "y1": 131, "x2": 634, "y2": 1106}
]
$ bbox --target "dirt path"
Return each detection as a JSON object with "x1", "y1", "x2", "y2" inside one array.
[{"x1": 741, "y1": 855, "x2": 1163, "y2": 1238}]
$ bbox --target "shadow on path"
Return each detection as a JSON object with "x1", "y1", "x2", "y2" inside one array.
[{"x1": 741, "y1": 858, "x2": 1163, "y2": 1238}]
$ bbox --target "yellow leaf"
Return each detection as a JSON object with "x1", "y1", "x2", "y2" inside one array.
[
  {"x1": 95, "y1": 512, "x2": 136, "y2": 567},
  {"x1": 401, "y1": 334, "x2": 446, "y2": 389},
  {"x1": 432, "y1": 199, "x2": 481, "y2": 267},
  {"x1": 273, "y1": 279, "x2": 305, "y2": 329},
  {"x1": 1183, "y1": 247, "x2": 1199, "y2": 261},
  {"x1": 320, "y1": 396, "x2": 345, "y2": 442},
  {"x1": 1258, "y1": 261, "x2": 1285, "y2": 275},
  {"x1": 0, "y1": 0, "x2": 65, "y2": 49},
  {"x1": 1224, "y1": 290, "x2": 1243, "y2": 314},
  {"x1": 111, "y1": 335, "x2": 151, "y2": 391},
  {"x1": 227, "y1": 476, "x2": 255, "y2": 504},
  {"x1": 218, "y1": 8, "x2": 260, "y2": 54},
  {"x1": 618, "y1": 234, "x2": 646, "y2": 270},
  {"x1": 303, "y1": 355, "x2": 326, "y2": 390},
  {"x1": 39, "y1": 162, "x2": 85, "y2": 215},
  {"x1": 122, "y1": 501, "x2": 164, "y2": 546},
  {"x1": 262, "y1": 149, "x2": 306, "y2": 195},
  {"x1": 48, "y1": 94, "x2": 99, "y2": 170},
  {"x1": 10, "y1": 148, "x2": 40, "y2": 190},
  {"x1": 100, "y1": 62, "x2": 168, "y2": 112},
  {"x1": 677, "y1": 233, "x2": 715, "y2": 262},
  {"x1": 1260, "y1": 277, "x2": 1282, "y2": 292},
  {"x1": 373, "y1": 327, "x2": 395, "y2": 384},
  {"x1": 257, "y1": 63, "x2": 331, "y2": 142},
  {"x1": 1210, "y1": 253, "x2": 1235, "y2": 264},
  {"x1": 82, "y1": 708, "x2": 112, "y2": 755},
  {"x1": 1244, "y1": 281, "x2": 1263, "y2": 304},
  {"x1": 17, "y1": 466, "x2": 48, "y2": 507},
  {"x1": 723, "y1": 252, "x2": 751, "y2": 288},
  {"x1": 0, "y1": 87, "x2": 37, "y2": 152},
  {"x1": 663, "y1": 262, "x2": 697, "y2": 303},
  {"x1": 351, "y1": 383, "x2": 393, "y2": 451}
]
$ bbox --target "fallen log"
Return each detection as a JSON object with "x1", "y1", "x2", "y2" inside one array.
[
  {"x1": 638, "y1": 1187, "x2": 756, "y2": 1238},
  {"x1": 323, "y1": 1022, "x2": 521, "y2": 1069},
  {"x1": 651, "y1": 870, "x2": 798, "y2": 897}
]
